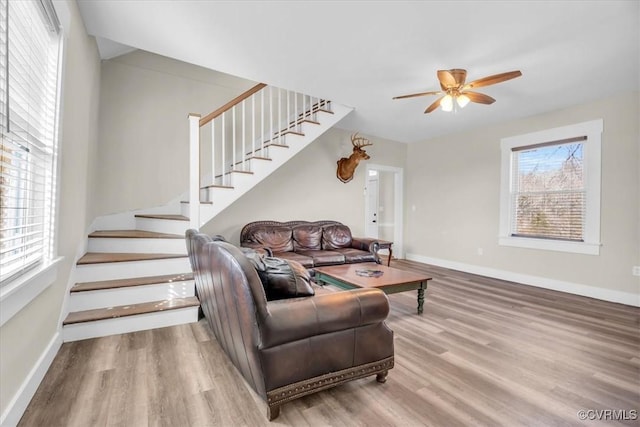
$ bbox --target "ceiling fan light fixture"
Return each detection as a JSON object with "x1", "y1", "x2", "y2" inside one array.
[
  {"x1": 393, "y1": 68, "x2": 522, "y2": 115},
  {"x1": 441, "y1": 94, "x2": 453, "y2": 112},
  {"x1": 456, "y1": 94, "x2": 470, "y2": 108}
]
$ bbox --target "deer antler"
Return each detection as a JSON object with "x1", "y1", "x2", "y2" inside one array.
[{"x1": 351, "y1": 132, "x2": 372, "y2": 148}]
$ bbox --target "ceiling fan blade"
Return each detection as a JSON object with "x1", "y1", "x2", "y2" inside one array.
[
  {"x1": 463, "y1": 70, "x2": 522, "y2": 90},
  {"x1": 464, "y1": 91, "x2": 496, "y2": 104},
  {"x1": 424, "y1": 96, "x2": 444, "y2": 113},
  {"x1": 393, "y1": 91, "x2": 441, "y2": 100}
]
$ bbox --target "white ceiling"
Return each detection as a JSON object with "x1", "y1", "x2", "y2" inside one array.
[{"x1": 76, "y1": 0, "x2": 639, "y2": 144}]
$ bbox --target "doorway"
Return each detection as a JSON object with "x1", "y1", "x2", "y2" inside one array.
[{"x1": 364, "y1": 164, "x2": 403, "y2": 260}]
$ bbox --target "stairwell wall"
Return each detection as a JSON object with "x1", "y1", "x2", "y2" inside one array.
[
  {"x1": 200, "y1": 127, "x2": 407, "y2": 244},
  {"x1": 0, "y1": 0, "x2": 102, "y2": 423},
  {"x1": 96, "y1": 50, "x2": 257, "y2": 216}
]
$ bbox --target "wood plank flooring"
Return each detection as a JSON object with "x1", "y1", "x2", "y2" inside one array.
[{"x1": 19, "y1": 260, "x2": 640, "y2": 426}]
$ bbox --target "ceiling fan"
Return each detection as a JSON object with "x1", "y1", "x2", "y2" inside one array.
[{"x1": 393, "y1": 69, "x2": 522, "y2": 113}]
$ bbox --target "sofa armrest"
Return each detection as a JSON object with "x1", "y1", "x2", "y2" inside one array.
[
  {"x1": 351, "y1": 237, "x2": 381, "y2": 263},
  {"x1": 260, "y1": 288, "x2": 389, "y2": 349}
]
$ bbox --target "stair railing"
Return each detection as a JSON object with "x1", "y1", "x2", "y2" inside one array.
[{"x1": 188, "y1": 83, "x2": 331, "y2": 229}]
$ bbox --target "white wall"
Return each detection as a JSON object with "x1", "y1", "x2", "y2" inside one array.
[
  {"x1": 405, "y1": 92, "x2": 639, "y2": 304},
  {"x1": 96, "y1": 51, "x2": 257, "y2": 216},
  {"x1": 0, "y1": 0, "x2": 102, "y2": 422},
  {"x1": 202, "y1": 128, "x2": 407, "y2": 243}
]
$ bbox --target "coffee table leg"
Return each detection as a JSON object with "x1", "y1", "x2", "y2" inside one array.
[{"x1": 417, "y1": 282, "x2": 426, "y2": 314}]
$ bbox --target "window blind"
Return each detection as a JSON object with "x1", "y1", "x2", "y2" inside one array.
[
  {"x1": 0, "y1": 0, "x2": 61, "y2": 284},
  {"x1": 510, "y1": 138, "x2": 586, "y2": 241}
]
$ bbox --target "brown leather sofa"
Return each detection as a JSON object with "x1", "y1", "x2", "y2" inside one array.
[
  {"x1": 186, "y1": 229, "x2": 394, "y2": 420},
  {"x1": 240, "y1": 220, "x2": 380, "y2": 269}
]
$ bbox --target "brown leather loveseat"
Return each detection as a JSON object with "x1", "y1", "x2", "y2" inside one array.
[
  {"x1": 186, "y1": 229, "x2": 394, "y2": 420},
  {"x1": 240, "y1": 220, "x2": 380, "y2": 269}
]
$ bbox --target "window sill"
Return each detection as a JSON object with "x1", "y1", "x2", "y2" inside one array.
[
  {"x1": 499, "y1": 236, "x2": 600, "y2": 255},
  {"x1": 0, "y1": 257, "x2": 63, "y2": 327}
]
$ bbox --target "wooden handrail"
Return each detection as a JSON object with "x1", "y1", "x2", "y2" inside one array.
[{"x1": 199, "y1": 83, "x2": 267, "y2": 127}]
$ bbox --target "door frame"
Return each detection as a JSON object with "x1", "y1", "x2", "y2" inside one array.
[
  {"x1": 365, "y1": 174, "x2": 379, "y2": 238},
  {"x1": 364, "y1": 164, "x2": 404, "y2": 259}
]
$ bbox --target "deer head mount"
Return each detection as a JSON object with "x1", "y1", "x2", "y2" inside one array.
[{"x1": 336, "y1": 133, "x2": 373, "y2": 183}]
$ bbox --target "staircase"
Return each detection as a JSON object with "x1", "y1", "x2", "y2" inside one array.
[{"x1": 62, "y1": 84, "x2": 353, "y2": 342}]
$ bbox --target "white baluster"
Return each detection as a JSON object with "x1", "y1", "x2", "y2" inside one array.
[
  {"x1": 294, "y1": 92, "x2": 298, "y2": 131},
  {"x1": 188, "y1": 113, "x2": 200, "y2": 229},
  {"x1": 242, "y1": 100, "x2": 246, "y2": 171},
  {"x1": 222, "y1": 112, "x2": 226, "y2": 185},
  {"x1": 278, "y1": 88, "x2": 282, "y2": 142},
  {"x1": 252, "y1": 94, "x2": 255, "y2": 158},
  {"x1": 211, "y1": 119, "x2": 216, "y2": 184},
  {"x1": 286, "y1": 90, "x2": 290, "y2": 131},
  {"x1": 305, "y1": 95, "x2": 309, "y2": 121},
  {"x1": 270, "y1": 86, "x2": 273, "y2": 148},
  {"x1": 261, "y1": 89, "x2": 265, "y2": 154},
  {"x1": 232, "y1": 106, "x2": 236, "y2": 171}
]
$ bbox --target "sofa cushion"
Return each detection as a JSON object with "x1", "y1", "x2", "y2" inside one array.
[
  {"x1": 272, "y1": 251, "x2": 314, "y2": 268},
  {"x1": 292, "y1": 225, "x2": 323, "y2": 251},
  {"x1": 296, "y1": 249, "x2": 346, "y2": 266},
  {"x1": 332, "y1": 247, "x2": 376, "y2": 264},
  {"x1": 257, "y1": 258, "x2": 315, "y2": 300},
  {"x1": 322, "y1": 224, "x2": 353, "y2": 250},
  {"x1": 251, "y1": 226, "x2": 294, "y2": 253}
]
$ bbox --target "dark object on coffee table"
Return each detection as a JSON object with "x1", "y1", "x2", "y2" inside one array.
[{"x1": 356, "y1": 269, "x2": 384, "y2": 278}]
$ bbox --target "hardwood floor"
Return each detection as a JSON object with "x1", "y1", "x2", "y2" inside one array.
[{"x1": 19, "y1": 260, "x2": 640, "y2": 426}]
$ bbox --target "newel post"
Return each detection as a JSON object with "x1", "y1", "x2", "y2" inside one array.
[{"x1": 188, "y1": 113, "x2": 201, "y2": 230}]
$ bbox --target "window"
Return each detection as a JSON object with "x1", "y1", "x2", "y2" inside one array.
[
  {"x1": 499, "y1": 119, "x2": 603, "y2": 255},
  {"x1": 0, "y1": 0, "x2": 61, "y2": 285}
]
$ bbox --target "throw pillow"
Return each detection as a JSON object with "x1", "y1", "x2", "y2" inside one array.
[{"x1": 259, "y1": 258, "x2": 314, "y2": 300}]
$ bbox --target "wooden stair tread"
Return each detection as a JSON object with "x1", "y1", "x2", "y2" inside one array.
[
  {"x1": 201, "y1": 184, "x2": 234, "y2": 190},
  {"x1": 72, "y1": 272, "x2": 194, "y2": 293},
  {"x1": 261, "y1": 142, "x2": 289, "y2": 149},
  {"x1": 233, "y1": 156, "x2": 273, "y2": 167},
  {"x1": 181, "y1": 200, "x2": 213, "y2": 204},
  {"x1": 88, "y1": 230, "x2": 183, "y2": 239},
  {"x1": 63, "y1": 297, "x2": 200, "y2": 325},
  {"x1": 135, "y1": 214, "x2": 189, "y2": 221},
  {"x1": 77, "y1": 252, "x2": 187, "y2": 265},
  {"x1": 281, "y1": 130, "x2": 304, "y2": 136}
]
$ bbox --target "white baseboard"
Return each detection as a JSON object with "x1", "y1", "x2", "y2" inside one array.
[
  {"x1": 0, "y1": 332, "x2": 62, "y2": 427},
  {"x1": 406, "y1": 253, "x2": 640, "y2": 307}
]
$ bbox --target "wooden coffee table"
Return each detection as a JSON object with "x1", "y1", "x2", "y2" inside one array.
[{"x1": 314, "y1": 263, "x2": 432, "y2": 314}]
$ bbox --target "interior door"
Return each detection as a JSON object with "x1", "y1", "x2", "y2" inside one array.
[{"x1": 365, "y1": 176, "x2": 379, "y2": 238}]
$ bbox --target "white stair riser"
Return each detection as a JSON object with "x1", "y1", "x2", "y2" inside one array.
[
  {"x1": 69, "y1": 281, "x2": 195, "y2": 311},
  {"x1": 135, "y1": 217, "x2": 189, "y2": 235},
  {"x1": 87, "y1": 237, "x2": 187, "y2": 254},
  {"x1": 75, "y1": 257, "x2": 191, "y2": 282},
  {"x1": 62, "y1": 306, "x2": 199, "y2": 342}
]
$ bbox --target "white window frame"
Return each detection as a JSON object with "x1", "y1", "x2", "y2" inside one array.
[
  {"x1": 0, "y1": 0, "x2": 64, "y2": 326},
  {"x1": 499, "y1": 119, "x2": 603, "y2": 255}
]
